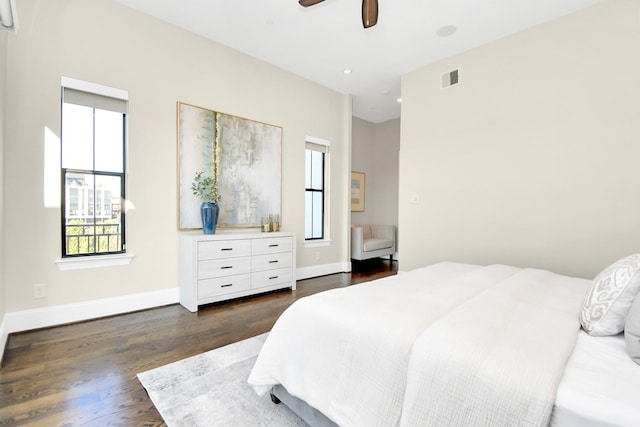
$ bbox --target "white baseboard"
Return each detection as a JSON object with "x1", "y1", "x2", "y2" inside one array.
[
  {"x1": 0, "y1": 263, "x2": 352, "y2": 364},
  {"x1": 0, "y1": 315, "x2": 8, "y2": 367},
  {"x1": 3, "y1": 288, "x2": 180, "y2": 336},
  {"x1": 3, "y1": 264, "x2": 352, "y2": 336},
  {"x1": 296, "y1": 261, "x2": 351, "y2": 281}
]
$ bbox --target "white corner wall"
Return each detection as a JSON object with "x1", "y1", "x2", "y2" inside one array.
[
  {"x1": 0, "y1": 29, "x2": 7, "y2": 363},
  {"x1": 3, "y1": 0, "x2": 350, "y2": 324},
  {"x1": 399, "y1": 0, "x2": 640, "y2": 278}
]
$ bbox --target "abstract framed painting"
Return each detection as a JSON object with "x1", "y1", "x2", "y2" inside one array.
[
  {"x1": 351, "y1": 171, "x2": 365, "y2": 212},
  {"x1": 177, "y1": 102, "x2": 282, "y2": 230}
]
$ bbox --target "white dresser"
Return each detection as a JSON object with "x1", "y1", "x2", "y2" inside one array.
[{"x1": 179, "y1": 232, "x2": 296, "y2": 312}]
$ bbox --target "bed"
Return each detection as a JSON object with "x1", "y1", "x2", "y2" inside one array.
[{"x1": 247, "y1": 261, "x2": 640, "y2": 426}]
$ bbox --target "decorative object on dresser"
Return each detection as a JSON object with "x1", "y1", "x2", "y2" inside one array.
[
  {"x1": 262, "y1": 214, "x2": 280, "y2": 232},
  {"x1": 179, "y1": 232, "x2": 296, "y2": 312},
  {"x1": 200, "y1": 202, "x2": 219, "y2": 234},
  {"x1": 177, "y1": 102, "x2": 282, "y2": 230},
  {"x1": 191, "y1": 171, "x2": 221, "y2": 234}
]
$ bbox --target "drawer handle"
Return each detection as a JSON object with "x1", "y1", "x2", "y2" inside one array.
[
  {"x1": 221, "y1": 266, "x2": 233, "y2": 269},
  {"x1": 269, "y1": 276, "x2": 279, "y2": 280},
  {"x1": 221, "y1": 248, "x2": 233, "y2": 251},
  {"x1": 269, "y1": 260, "x2": 279, "y2": 264},
  {"x1": 268, "y1": 244, "x2": 279, "y2": 247},
  {"x1": 221, "y1": 284, "x2": 233, "y2": 288}
]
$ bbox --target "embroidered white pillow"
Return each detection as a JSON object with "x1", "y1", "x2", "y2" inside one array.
[{"x1": 580, "y1": 254, "x2": 640, "y2": 336}]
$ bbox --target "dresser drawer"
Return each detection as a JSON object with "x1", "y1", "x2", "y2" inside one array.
[
  {"x1": 198, "y1": 257, "x2": 251, "y2": 279},
  {"x1": 198, "y1": 274, "x2": 251, "y2": 299},
  {"x1": 251, "y1": 267, "x2": 294, "y2": 290},
  {"x1": 198, "y1": 240, "x2": 251, "y2": 260},
  {"x1": 252, "y1": 236, "x2": 293, "y2": 256},
  {"x1": 252, "y1": 252, "x2": 293, "y2": 272}
]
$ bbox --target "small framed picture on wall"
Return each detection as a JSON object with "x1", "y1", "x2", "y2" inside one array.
[{"x1": 351, "y1": 171, "x2": 365, "y2": 212}]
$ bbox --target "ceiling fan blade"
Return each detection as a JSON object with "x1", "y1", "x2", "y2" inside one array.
[
  {"x1": 299, "y1": 0, "x2": 325, "y2": 7},
  {"x1": 362, "y1": 0, "x2": 378, "y2": 28}
]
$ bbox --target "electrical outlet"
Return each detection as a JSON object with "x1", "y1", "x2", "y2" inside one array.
[
  {"x1": 33, "y1": 283, "x2": 46, "y2": 299},
  {"x1": 315, "y1": 252, "x2": 321, "y2": 260}
]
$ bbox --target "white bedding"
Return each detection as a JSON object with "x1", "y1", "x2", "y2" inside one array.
[
  {"x1": 551, "y1": 331, "x2": 640, "y2": 427},
  {"x1": 249, "y1": 262, "x2": 495, "y2": 426},
  {"x1": 400, "y1": 268, "x2": 588, "y2": 427},
  {"x1": 248, "y1": 262, "x2": 594, "y2": 426}
]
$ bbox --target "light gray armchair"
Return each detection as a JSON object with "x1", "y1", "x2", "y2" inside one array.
[{"x1": 351, "y1": 224, "x2": 396, "y2": 262}]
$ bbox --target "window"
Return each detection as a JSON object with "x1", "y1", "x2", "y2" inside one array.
[
  {"x1": 305, "y1": 138, "x2": 329, "y2": 240},
  {"x1": 61, "y1": 78, "x2": 128, "y2": 257}
]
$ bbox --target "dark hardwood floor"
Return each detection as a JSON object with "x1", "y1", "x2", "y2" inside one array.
[{"x1": 0, "y1": 260, "x2": 397, "y2": 426}]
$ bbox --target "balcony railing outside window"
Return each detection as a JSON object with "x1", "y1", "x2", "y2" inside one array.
[{"x1": 64, "y1": 221, "x2": 122, "y2": 255}]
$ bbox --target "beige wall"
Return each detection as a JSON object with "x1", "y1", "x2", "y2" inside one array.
[
  {"x1": 399, "y1": 0, "x2": 640, "y2": 278},
  {"x1": 3, "y1": 0, "x2": 350, "y2": 312},
  {"x1": 351, "y1": 118, "x2": 375, "y2": 224},
  {"x1": 372, "y1": 118, "x2": 400, "y2": 228},
  {"x1": 351, "y1": 117, "x2": 400, "y2": 228}
]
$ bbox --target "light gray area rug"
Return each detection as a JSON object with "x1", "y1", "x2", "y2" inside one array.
[{"x1": 137, "y1": 333, "x2": 307, "y2": 426}]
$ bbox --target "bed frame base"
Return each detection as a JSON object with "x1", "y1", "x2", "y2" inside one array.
[{"x1": 270, "y1": 384, "x2": 338, "y2": 427}]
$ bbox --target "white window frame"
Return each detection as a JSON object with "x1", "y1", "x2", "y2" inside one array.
[
  {"x1": 55, "y1": 77, "x2": 133, "y2": 271},
  {"x1": 304, "y1": 136, "x2": 332, "y2": 248}
]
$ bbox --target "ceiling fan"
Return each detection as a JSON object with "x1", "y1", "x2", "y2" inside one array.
[{"x1": 299, "y1": 0, "x2": 379, "y2": 29}]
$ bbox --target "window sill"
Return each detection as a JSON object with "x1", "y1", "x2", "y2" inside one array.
[
  {"x1": 55, "y1": 253, "x2": 135, "y2": 271},
  {"x1": 304, "y1": 239, "x2": 332, "y2": 248}
]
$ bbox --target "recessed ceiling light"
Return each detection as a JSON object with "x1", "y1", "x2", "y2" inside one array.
[
  {"x1": 397, "y1": 98, "x2": 402, "y2": 103},
  {"x1": 343, "y1": 69, "x2": 352, "y2": 75},
  {"x1": 436, "y1": 25, "x2": 457, "y2": 37}
]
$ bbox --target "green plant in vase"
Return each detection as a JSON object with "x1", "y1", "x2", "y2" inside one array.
[{"x1": 191, "y1": 171, "x2": 221, "y2": 234}]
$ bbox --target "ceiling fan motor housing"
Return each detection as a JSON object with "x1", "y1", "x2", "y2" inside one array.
[
  {"x1": 362, "y1": 0, "x2": 378, "y2": 28},
  {"x1": 298, "y1": 0, "x2": 379, "y2": 28}
]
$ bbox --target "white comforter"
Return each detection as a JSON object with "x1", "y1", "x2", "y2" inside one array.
[{"x1": 247, "y1": 262, "x2": 589, "y2": 427}]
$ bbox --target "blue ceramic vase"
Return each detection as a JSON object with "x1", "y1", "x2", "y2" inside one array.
[{"x1": 200, "y1": 202, "x2": 219, "y2": 234}]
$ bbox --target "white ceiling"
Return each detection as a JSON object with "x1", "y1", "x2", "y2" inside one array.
[{"x1": 113, "y1": 0, "x2": 602, "y2": 123}]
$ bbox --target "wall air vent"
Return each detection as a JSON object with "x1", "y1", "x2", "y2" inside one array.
[{"x1": 441, "y1": 68, "x2": 459, "y2": 89}]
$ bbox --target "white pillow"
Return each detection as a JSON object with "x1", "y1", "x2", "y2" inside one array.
[
  {"x1": 580, "y1": 254, "x2": 640, "y2": 336},
  {"x1": 625, "y1": 295, "x2": 640, "y2": 365}
]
